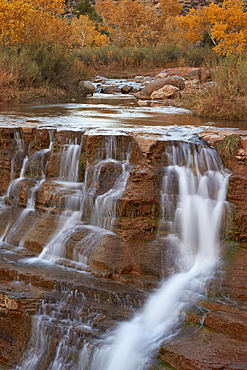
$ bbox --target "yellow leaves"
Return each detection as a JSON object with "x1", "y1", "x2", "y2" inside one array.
[
  {"x1": 96, "y1": 0, "x2": 167, "y2": 47},
  {"x1": 176, "y1": 0, "x2": 247, "y2": 56},
  {"x1": 0, "y1": 0, "x2": 34, "y2": 44},
  {"x1": 70, "y1": 15, "x2": 109, "y2": 47},
  {"x1": 159, "y1": 0, "x2": 182, "y2": 20},
  {"x1": 0, "y1": 0, "x2": 69, "y2": 47}
]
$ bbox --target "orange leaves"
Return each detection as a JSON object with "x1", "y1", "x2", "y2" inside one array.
[
  {"x1": 96, "y1": 0, "x2": 165, "y2": 47},
  {"x1": 0, "y1": 0, "x2": 34, "y2": 45},
  {"x1": 176, "y1": 0, "x2": 247, "y2": 55},
  {"x1": 0, "y1": 0, "x2": 70, "y2": 47},
  {"x1": 70, "y1": 15, "x2": 109, "y2": 48},
  {"x1": 159, "y1": 0, "x2": 182, "y2": 20}
]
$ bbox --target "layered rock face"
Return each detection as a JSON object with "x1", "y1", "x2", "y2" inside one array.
[
  {"x1": 0, "y1": 127, "x2": 170, "y2": 282},
  {"x1": 0, "y1": 126, "x2": 247, "y2": 369}
]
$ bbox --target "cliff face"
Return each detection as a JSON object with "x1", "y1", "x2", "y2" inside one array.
[{"x1": 0, "y1": 126, "x2": 247, "y2": 369}]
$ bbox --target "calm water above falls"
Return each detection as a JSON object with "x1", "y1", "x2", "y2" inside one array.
[
  {"x1": 0, "y1": 93, "x2": 232, "y2": 369},
  {"x1": 0, "y1": 94, "x2": 246, "y2": 131}
]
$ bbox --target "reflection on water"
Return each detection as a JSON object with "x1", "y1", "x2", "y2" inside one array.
[{"x1": 0, "y1": 94, "x2": 245, "y2": 130}]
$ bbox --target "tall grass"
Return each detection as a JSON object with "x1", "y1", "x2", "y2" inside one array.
[
  {"x1": 189, "y1": 55, "x2": 247, "y2": 120},
  {"x1": 77, "y1": 43, "x2": 215, "y2": 71},
  {"x1": 0, "y1": 43, "x2": 90, "y2": 103}
]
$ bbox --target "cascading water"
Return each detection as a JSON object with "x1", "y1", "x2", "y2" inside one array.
[
  {"x1": 5, "y1": 132, "x2": 230, "y2": 370},
  {"x1": 38, "y1": 139, "x2": 83, "y2": 260},
  {"x1": 39, "y1": 134, "x2": 131, "y2": 263},
  {"x1": 1, "y1": 136, "x2": 54, "y2": 246},
  {"x1": 83, "y1": 140, "x2": 229, "y2": 370},
  {"x1": 83, "y1": 135, "x2": 131, "y2": 230}
]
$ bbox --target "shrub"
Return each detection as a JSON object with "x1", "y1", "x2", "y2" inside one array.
[
  {"x1": 186, "y1": 55, "x2": 247, "y2": 120},
  {"x1": 0, "y1": 43, "x2": 90, "y2": 102}
]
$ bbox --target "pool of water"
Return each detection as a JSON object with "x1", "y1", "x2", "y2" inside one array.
[{"x1": 0, "y1": 94, "x2": 245, "y2": 133}]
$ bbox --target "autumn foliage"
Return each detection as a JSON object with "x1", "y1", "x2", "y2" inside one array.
[
  {"x1": 0, "y1": 0, "x2": 72, "y2": 46},
  {"x1": 176, "y1": 0, "x2": 247, "y2": 56},
  {"x1": 96, "y1": 0, "x2": 181, "y2": 47}
]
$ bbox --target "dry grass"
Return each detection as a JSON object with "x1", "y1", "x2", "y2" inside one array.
[
  {"x1": 183, "y1": 55, "x2": 247, "y2": 121},
  {"x1": 0, "y1": 85, "x2": 70, "y2": 104},
  {"x1": 0, "y1": 43, "x2": 91, "y2": 103}
]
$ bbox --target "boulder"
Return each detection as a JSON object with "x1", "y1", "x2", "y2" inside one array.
[
  {"x1": 121, "y1": 85, "x2": 133, "y2": 94},
  {"x1": 79, "y1": 81, "x2": 96, "y2": 96},
  {"x1": 101, "y1": 86, "x2": 122, "y2": 94},
  {"x1": 136, "y1": 76, "x2": 185, "y2": 100},
  {"x1": 151, "y1": 84, "x2": 180, "y2": 100},
  {"x1": 186, "y1": 68, "x2": 214, "y2": 83},
  {"x1": 154, "y1": 71, "x2": 169, "y2": 80}
]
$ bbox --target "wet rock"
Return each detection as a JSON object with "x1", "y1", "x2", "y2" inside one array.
[
  {"x1": 94, "y1": 76, "x2": 108, "y2": 83},
  {"x1": 0, "y1": 280, "x2": 46, "y2": 368},
  {"x1": 121, "y1": 84, "x2": 133, "y2": 94},
  {"x1": 101, "y1": 86, "x2": 122, "y2": 94},
  {"x1": 159, "y1": 331, "x2": 247, "y2": 370},
  {"x1": 200, "y1": 129, "x2": 247, "y2": 242},
  {"x1": 154, "y1": 71, "x2": 169, "y2": 80},
  {"x1": 79, "y1": 80, "x2": 96, "y2": 96},
  {"x1": 66, "y1": 224, "x2": 123, "y2": 272},
  {"x1": 151, "y1": 84, "x2": 180, "y2": 100},
  {"x1": 7, "y1": 177, "x2": 37, "y2": 207},
  {"x1": 136, "y1": 76, "x2": 185, "y2": 100}
]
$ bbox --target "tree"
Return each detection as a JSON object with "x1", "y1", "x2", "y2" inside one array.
[
  {"x1": 73, "y1": 0, "x2": 101, "y2": 23},
  {"x1": 96, "y1": 0, "x2": 161, "y2": 47},
  {"x1": 0, "y1": 0, "x2": 71, "y2": 47},
  {"x1": 70, "y1": 15, "x2": 109, "y2": 47},
  {"x1": 176, "y1": 0, "x2": 247, "y2": 55}
]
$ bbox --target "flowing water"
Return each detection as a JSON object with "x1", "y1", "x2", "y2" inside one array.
[
  {"x1": 83, "y1": 141, "x2": 229, "y2": 370},
  {"x1": 0, "y1": 94, "x2": 232, "y2": 369}
]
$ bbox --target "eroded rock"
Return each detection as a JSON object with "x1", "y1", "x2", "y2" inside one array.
[{"x1": 136, "y1": 76, "x2": 185, "y2": 100}]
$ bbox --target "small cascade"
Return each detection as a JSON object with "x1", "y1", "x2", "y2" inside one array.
[
  {"x1": 59, "y1": 139, "x2": 81, "y2": 182},
  {"x1": 10, "y1": 129, "x2": 25, "y2": 181},
  {"x1": 39, "y1": 134, "x2": 131, "y2": 262},
  {"x1": 83, "y1": 140, "x2": 230, "y2": 370},
  {"x1": 82, "y1": 135, "x2": 131, "y2": 230},
  {"x1": 38, "y1": 140, "x2": 83, "y2": 260},
  {"x1": 2, "y1": 136, "x2": 54, "y2": 247},
  {"x1": 15, "y1": 282, "x2": 144, "y2": 370},
  {"x1": 16, "y1": 291, "x2": 92, "y2": 370}
]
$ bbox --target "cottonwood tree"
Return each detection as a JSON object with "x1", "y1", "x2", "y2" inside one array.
[
  {"x1": 95, "y1": 0, "x2": 182, "y2": 47},
  {"x1": 70, "y1": 15, "x2": 109, "y2": 47},
  {"x1": 0, "y1": 0, "x2": 71, "y2": 47},
  {"x1": 176, "y1": 0, "x2": 247, "y2": 55},
  {"x1": 95, "y1": 0, "x2": 160, "y2": 47}
]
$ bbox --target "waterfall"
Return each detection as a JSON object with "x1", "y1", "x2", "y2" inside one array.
[
  {"x1": 38, "y1": 140, "x2": 83, "y2": 260},
  {"x1": 11, "y1": 135, "x2": 230, "y2": 370},
  {"x1": 2, "y1": 137, "x2": 54, "y2": 246},
  {"x1": 84, "y1": 140, "x2": 229, "y2": 370},
  {"x1": 39, "y1": 134, "x2": 131, "y2": 263}
]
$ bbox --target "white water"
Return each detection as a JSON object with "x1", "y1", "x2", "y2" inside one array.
[
  {"x1": 85, "y1": 141, "x2": 229, "y2": 370},
  {"x1": 2, "y1": 138, "x2": 54, "y2": 246},
  {"x1": 39, "y1": 135, "x2": 131, "y2": 262},
  {"x1": 7, "y1": 134, "x2": 230, "y2": 370},
  {"x1": 38, "y1": 140, "x2": 83, "y2": 260}
]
